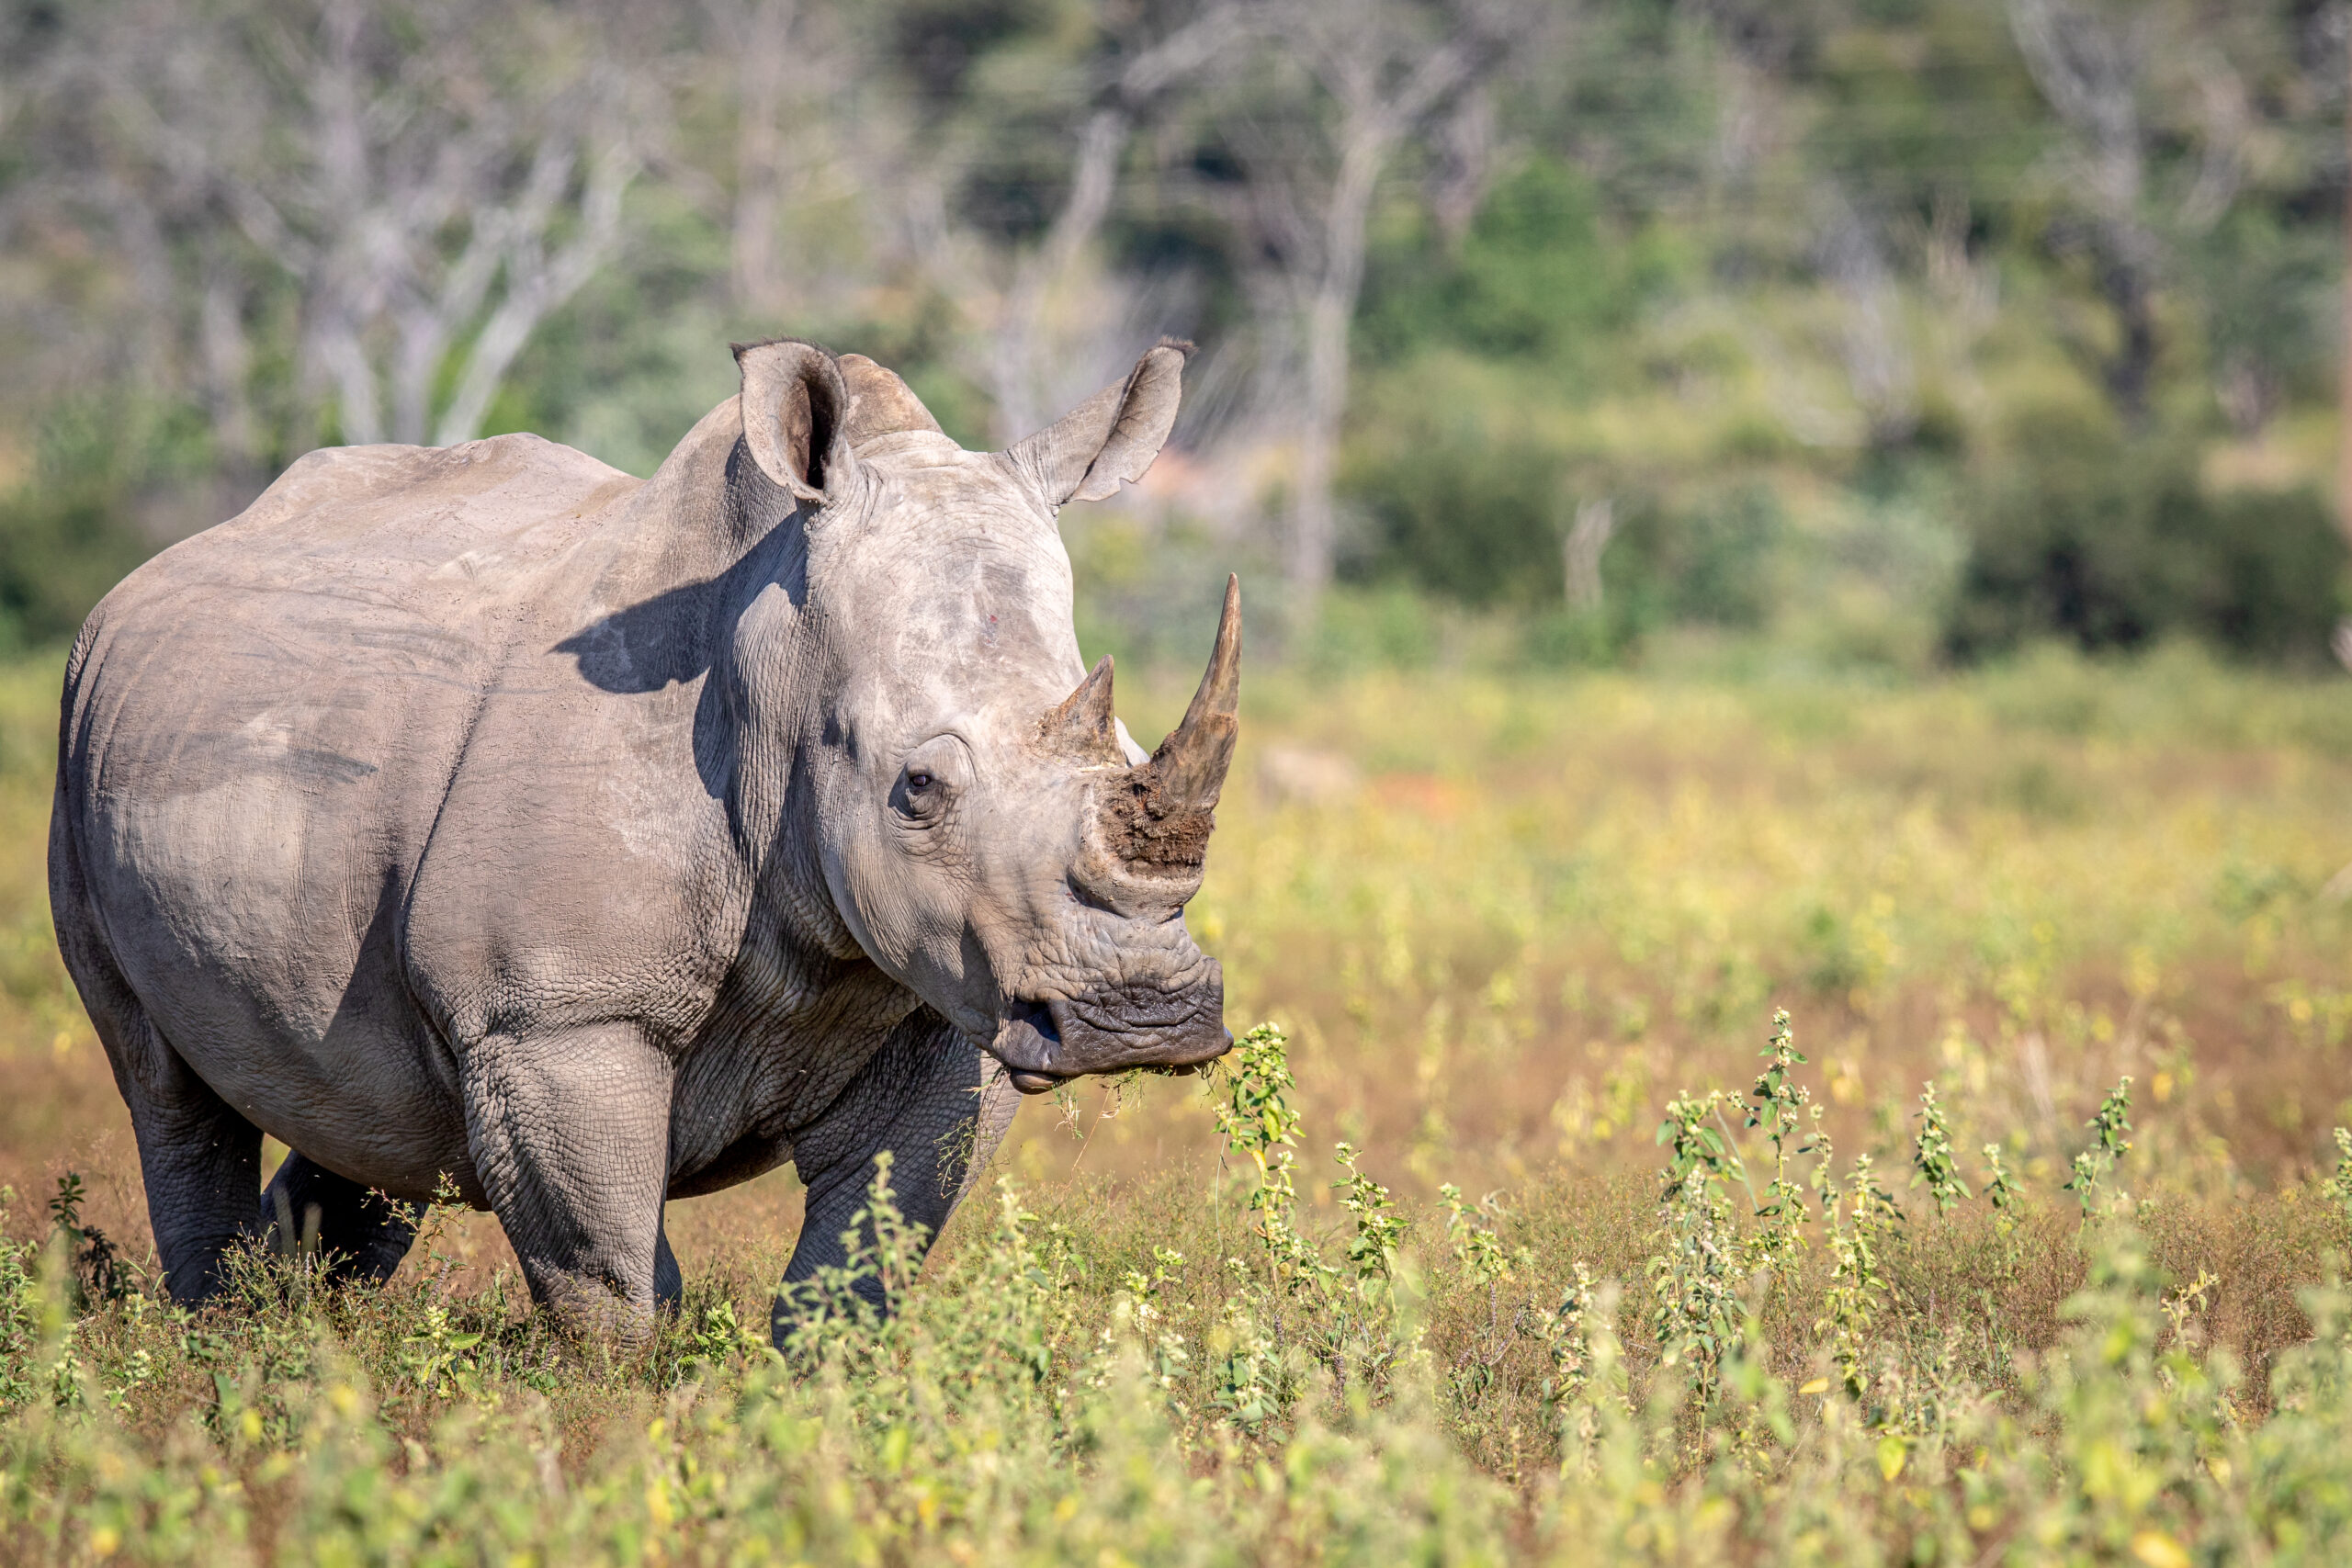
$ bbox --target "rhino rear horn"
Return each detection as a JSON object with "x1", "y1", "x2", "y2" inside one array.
[
  {"x1": 1006, "y1": 338, "x2": 1192, "y2": 507},
  {"x1": 1046, "y1": 654, "x2": 1124, "y2": 764},
  {"x1": 734, "y1": 338, "x2": 851, "y2": 503},
  {"x1": 1148, "y1": 574, "x2": 1240, "y2": 812}
]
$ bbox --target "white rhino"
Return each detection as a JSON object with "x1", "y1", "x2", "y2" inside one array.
[{"x1": 49, "y1": 338, "x2": 1236, "y2": 1336}]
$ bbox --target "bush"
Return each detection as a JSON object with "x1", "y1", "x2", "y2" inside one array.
[
  {"x1": 1946, "y1": 419, "x2": 2345, "y2": 665},
  {"x1": 1337, "y1": 404, "x2": 1788, "y2": 647},
  {"x1": 0, "y1": 483, "x2": 154, "y2": 651},
  {"x1": 1608, "y1": 483, "x2": 1784, "y2": 632},
  {"x1": 2200, "y1": 486, "x2": 2348, "y2": 662},
  {"x1": 1339, "y1": 420, "x2": 1566, "y2": 608},
  {"x1": 15, "y1": 1023, "x2": 2352, "y2": 1562},
  {"x1": 1356, "y1": 155, "x2": 1641, "y2": 371}
]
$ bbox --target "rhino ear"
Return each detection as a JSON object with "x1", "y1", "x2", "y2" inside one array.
[
  {"x1": 733, "y1": 338, "x2": 851, "y2": 503},
  {"x1": 1005, "y1": 338, "x2": 1192, "y2": 507}
]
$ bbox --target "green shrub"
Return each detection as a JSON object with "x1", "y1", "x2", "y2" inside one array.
[
  {"x1": 1946, "y1": 415, "x2": 2345, "y2": 665},
  {"x1": 1357, "y1": 155, "x2": 1642, "y2": 371},
  {"x1": 0, "y1": 482, "x2": 153, "y2": 652},
  {"x1": 1340, "y1": 426, "x2": 1566, "y2": 609},
  {"x1": 1609, "y1": 483, "x2": 1784, "y2": 632}
]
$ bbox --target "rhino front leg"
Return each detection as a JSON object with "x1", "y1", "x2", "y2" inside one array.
[
  {"x1": 462, "y1": 1025, "x2": 674, "y2": 1336},
  {"x1": 774, "y1": 1008, "x2": 1020, "y2": 1338}
]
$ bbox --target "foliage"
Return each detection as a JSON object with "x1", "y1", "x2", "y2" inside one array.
[
  {"x1": 0, "y1": 466, "x2": 162, "y2": 653},
  {"x1": 1646, "y1": 1088, "x2": 1746, "y2": 1382},
  {"x1": 1744, "y1": 1009, "x2": 1815, "y2": 1277},
  {"x1": 6, "y1": 1018, "x2": 2352, "y2": 1560},
  {"x1": 41, "y1": 1176, "x2": 125, "y2": 1313},
  {"x1": 1910, "y1": 1081, "x2": 1968, "y2": 1219},
  {"x1": 2066, "y1": 1076, "x2": 2135, "y2": 1219}
]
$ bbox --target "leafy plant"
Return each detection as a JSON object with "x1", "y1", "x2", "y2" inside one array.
[
  {"x1": 1911, "y1": 1080, "x2": 1971, "y2": 1217},
  {"x1": 1647, "y1": 1089, "x2": 1747, "y2": 1382},
  {"x1": 1744, "y1": 1008, "x2": 1816, "y2": 1278},
  {"x1": 1817, "y1": 1154, "x2": 1901, "y2": 1402},
  {"x1": 2066, "y1": 1076, "x2": 2135, "y2": 1219},
  {"x1": 44, "y1": 1174, "x2": 127, "y2": 1309}
]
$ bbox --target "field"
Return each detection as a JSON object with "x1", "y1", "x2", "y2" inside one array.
[{"x1": 6, "y1": 643, "x2": 2352, "y2": 1562}]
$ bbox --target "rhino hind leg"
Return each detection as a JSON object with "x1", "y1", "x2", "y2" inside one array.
[
  {"x1": 119, "y1": 1051, "x2": 266, "y2": 1308},
  {"x1": 51, "y1": 873, "x2": 262, "y2": 1307},
  {"x1": 654, "y1": 1224, "x2": 683, "y2": 1313},
  {"x1": 772, "y1": 1009, "x2": 1021, "y2": 1340},
  {"x1": 259, "y1": 1153, "x2": 423, "y2": 1285}
]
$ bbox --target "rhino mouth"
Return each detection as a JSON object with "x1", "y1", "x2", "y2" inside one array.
[{"x1": 989, "y1": 990, "x2": 1231, "y2": 1095}]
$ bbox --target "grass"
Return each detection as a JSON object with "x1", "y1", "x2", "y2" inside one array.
[{"x1": 5, "y1": 639, "x2": 2352, "y2": 1561}]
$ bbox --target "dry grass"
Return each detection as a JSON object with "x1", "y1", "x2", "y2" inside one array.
[{"x1": 7, "y1": 641, "x2": 2352, "y2": 1294}]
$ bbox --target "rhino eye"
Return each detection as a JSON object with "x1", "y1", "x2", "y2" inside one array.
[{"x1": 893, "y1": 737, "x2": 967, "y2": 827}]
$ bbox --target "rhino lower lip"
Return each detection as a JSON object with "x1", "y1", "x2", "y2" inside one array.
[{"x1": 990, "y1": 1002, "x2": 1231, "y2": 1080}]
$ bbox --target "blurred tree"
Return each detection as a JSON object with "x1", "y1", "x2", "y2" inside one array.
[
  {"x1": 2004, "y1": 0, "x2": 2323, "y2": 429},
  {"x1": 0, "y1": 0, "x2": 2343, "y2": 663},
  {"x1": 1950, "y1": 412, "x2": 2345, "y2": 664},
  {"x1": 820, "y1": 0, "x2": 1245, "y2": 446},
  {"x1": 705, "y1": 0, "x2": 820, "y2": 318},
  {"x1": 2196, "y1": 205, "x2": 2335, "y2": 441},
  {"x1": 1217, "y1": 0, "x2": 1544, "y2": 605},
  {"x1": 24, "y1": 0, "x2": 656, "y2": 456},
  {"x1": 978, "y1": 0, "x2": 1247, "y2": 442}
]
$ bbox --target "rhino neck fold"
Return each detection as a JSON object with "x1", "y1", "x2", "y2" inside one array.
[
  {"x1": 560, "y1": 390, "x2": 865, "y2": 984},
  {"x1": 711, "y1": 512, "x2": 865, "y2": 975}
]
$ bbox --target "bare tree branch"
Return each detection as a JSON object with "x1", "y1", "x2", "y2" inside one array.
[
  {"x1": 1816, "y1": 187, "x2": 1916, "y2": 449},
  {"x1": 53, "y1": 0, "x2": 655, "y2": 453},
  {"x1": 984, "y1": 3, "x2": 1249, "y2": 443},
  {"x1": 436, "y1": 94, "x2": 639, "y2": 444},
  {"x1": 1235, "y1": 0, "x2": 1541, "y2": 601},
  {"x1": 2006, "y1": 0, "x2": 2166, "y2": 421},
  {"x1": 704, "y1": 0, "x2": 809, "y2": 315}
]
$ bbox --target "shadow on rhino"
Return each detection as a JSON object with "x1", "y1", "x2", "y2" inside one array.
[{"x1": 49, "y1": 336, "x2": 1237, "y2": 1340}]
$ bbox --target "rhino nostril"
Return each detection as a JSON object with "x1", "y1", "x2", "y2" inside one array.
[{"x1": 1005, "y1": 998, "x2": 1060, "y2": 1045}]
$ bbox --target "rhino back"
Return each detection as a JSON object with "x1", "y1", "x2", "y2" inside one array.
[{"x1": 58, "y1": 434, "x2": 642, "y2": 1193}]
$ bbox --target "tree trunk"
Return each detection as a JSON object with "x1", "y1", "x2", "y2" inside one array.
[
  {"x1": 731, "y1": 0, "x2": 796, "y2": 316},
  {"x1": 1287, "y1": 127, "x2": 1385, "y2": 602},
  {"x1": 2097, "y1": 240, "x2": 2156, "y2": 429},
  {"x1": 2339, "y1": 28, "x2": 2352, "y2": 547},
  {"x1": 990, "y1": 106, "x2": 1129, "y2": 446}
]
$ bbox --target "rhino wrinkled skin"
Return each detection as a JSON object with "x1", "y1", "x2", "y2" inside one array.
[{"x1": 49, "y1": 339, "x2": 1238, "y2": 1337}]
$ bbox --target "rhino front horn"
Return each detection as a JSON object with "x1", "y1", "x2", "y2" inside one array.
[{"x1": 1148, "y1": 575, "x2": 1240, "y2": 812}]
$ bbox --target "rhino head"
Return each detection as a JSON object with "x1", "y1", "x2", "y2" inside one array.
[{"x1": 733, "y1": 337, "x2": 1235, "y2": 1094}]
